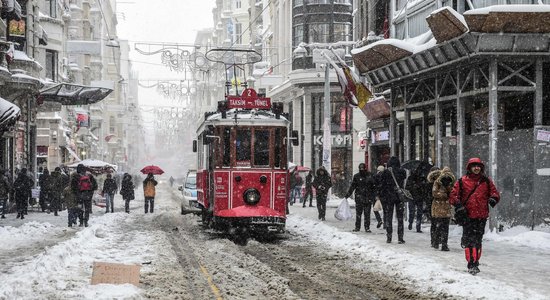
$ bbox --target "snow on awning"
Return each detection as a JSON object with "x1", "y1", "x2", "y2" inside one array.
[
  {"x1": 351, "y1": 39, "x2": 414, "y2": 73},
  {"x1": 426, "y1": 7, "x2": 468, "y2": 44},
  {"x1": 464, "y1": 4, "x2": 550, "y2": 33},
  {"x1": 0, "y1": 96, "x2": 21, "y2": 131},
  {"x1": 38, "y1": 83, "x2": 113, "y2": 106}
]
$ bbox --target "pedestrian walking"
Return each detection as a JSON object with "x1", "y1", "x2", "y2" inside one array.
[
  {"x1": 38, "y1": 168, "x2": 52, "y2": 212},
  {"x1": 0, "y1": 170, "x2": 12, "y2": 219},
  {"x1": 449, "y1": 157, "x2": 500, "y2": 275},
  {"x1": 49, "y1": 167, "x2": 65, "y2": 216},
  {"x1": 120, "y1": 173, "x2": 135, "y2": 213},
  {"x1": 430, "y1": 167, "x2": 455, "y2": 251},
  {"x1": 70, "y1": 164, "x2": 98, "y2": 227},
  {"x1": 303, "y1": 170, "x2": 314, "y2": 207},
  {"x1": 425, "y1": 166, "x2": 440, "y2": 222},
  {"x1": 62, "y1": 175, "x2": 81, "y2": 227},
  {"x1": 102, "y1": 173, "x2": 118, "y2": 213},
  {"x1": 345, "y1": 163, "x2": 381, "y2": 232},
  {"x1": 405, "y1": 167, "x2": 430, "y2": 233},
  {"x1": 373, "y1": 165, "x2": 386, "y2": 229},
  {"x1": 143, "y1": 173, "x2": 157, "y2": 213},
  {"x1": 13, "y1": 168, "x2": 33, "y2": 219},
  {"x1": 376, "y1": 156, "x2": 407, "y2": 244},
  {"x1": 312, "y1": 166, "x2": 332, "y2": 221},
  {"x1": 290, "y1": 171, "x2": 303, "y2": 205},
  {"x1": 169, "y1": 176, "x2": 175, "y2": 187}
]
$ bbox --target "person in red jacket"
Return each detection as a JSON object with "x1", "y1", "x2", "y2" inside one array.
[{"x1": 449, "y1": 157, "x2": 500, "y2": 275}]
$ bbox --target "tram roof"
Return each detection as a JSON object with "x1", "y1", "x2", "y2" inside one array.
[{"x1": 197, "y1": 109, "x2": 290, "y2": 133}]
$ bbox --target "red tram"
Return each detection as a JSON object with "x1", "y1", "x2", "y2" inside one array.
[{"x1": 193, "y1": 87, "x2": 298, "y2": 235}]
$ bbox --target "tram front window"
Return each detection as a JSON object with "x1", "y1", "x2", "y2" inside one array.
[
  {"x1": 254, "y1": 130, "x2": 270, "y2": 166},
  {"x1": 236, "y1": 130, "x2": 251, "y2": 163}
]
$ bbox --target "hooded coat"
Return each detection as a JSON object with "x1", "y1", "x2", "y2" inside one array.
[
  {"x1": 120, "y1": 173, "x2": 135, "y2": 200},
  {"x1": 448, "y1": 158, "x2": 500, "y2": 219},
  {"x1": 312, "y1": 167, "x2": 332, "y2": 197},
  {"x1": 431, "y1": 167, "x2": 455, "y2": 218}
]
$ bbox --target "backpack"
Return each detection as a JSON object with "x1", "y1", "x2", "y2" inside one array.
[{"x1": 78, "y1": 175, "x2": 92, "y2": 191}]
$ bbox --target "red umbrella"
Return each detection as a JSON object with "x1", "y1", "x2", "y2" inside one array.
[{"x1": 140, "y1": 165, "x2": 164, "y2": 175}]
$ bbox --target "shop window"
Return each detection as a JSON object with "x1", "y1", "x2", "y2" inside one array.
[
  {"x1": 8, "y1": 18, "x2": 26, "y2": 51},
  {"x1": 234, "y1": 23, "x2": 242, "y2": 44},
  {"x1": 45, "y1": 50, "x2": 57, "y2": 81},
  {"x1": 502, "y1": 94, "x2": 533, "y2": 131},
  {"x1": 47, "y1": 0, "x2": 57, "y2": 18},
  {"x1": 293, "y1": 24, "x2": 304, "y2": 47},
  {"x1": 308, "y1": 23, "x2": 330, "y2": 43},
  {"x1": 441, "y1": 106, "x2": 457, "y2": 137}
]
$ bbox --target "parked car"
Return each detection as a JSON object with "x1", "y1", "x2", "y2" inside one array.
[{"x1": 179, "y1": 170, "x2": 200, "y2": 215}]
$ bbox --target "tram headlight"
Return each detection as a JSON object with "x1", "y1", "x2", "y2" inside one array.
[{"x1": 243, "y1": 188, "x2": 261, "y2": 205}]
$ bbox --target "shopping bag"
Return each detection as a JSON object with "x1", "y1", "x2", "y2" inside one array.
[
  {"x1": 334, "y1": 198, "x2": 353, "y2": 221},
  {"x1": 373, "y1": 198, "x2": 383, "y2": 212}
]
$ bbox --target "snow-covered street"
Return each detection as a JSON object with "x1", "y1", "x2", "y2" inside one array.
[{"x1": 0, "y1": 182, "x2": 548, "y2": 299}]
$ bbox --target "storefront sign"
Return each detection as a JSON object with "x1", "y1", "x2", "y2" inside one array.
[
  {"x1": 313, "y1": 134, "x2": 352, "y2": 147},
  {"x1": 371, "y1": 130, "x2": 389, "y2": 143},
  {"x1": 536, "y1": 129, "x2": 550, "y2": 142}
]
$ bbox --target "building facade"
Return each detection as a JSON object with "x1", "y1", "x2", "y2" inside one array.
[{"x1": 354, "y1": 0, "x2": 550, "y2": 227}]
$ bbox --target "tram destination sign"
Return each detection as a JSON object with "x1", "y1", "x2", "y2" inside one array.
[{"x1": 226, "y1": 88, "x2": 271, "y2": 109}]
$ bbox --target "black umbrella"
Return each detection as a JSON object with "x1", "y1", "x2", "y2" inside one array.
[{"x1": 402, "y1": 160, "x2": 433, "y2": 177}]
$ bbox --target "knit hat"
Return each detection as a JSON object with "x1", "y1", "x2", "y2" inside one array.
[{"x1": 377, "y1": 165, "x2": 385, "y2": 172}]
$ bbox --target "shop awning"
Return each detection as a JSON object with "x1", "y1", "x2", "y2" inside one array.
[
  {"x1": 0, "y1": 96, "x2": 21, "y2": 131},
  {"x1": 1, "y1": 0, "x2": 22, "y2": 21},
  {"x1": 38, "y1": 83, "x2": 113, "y2": 106}
]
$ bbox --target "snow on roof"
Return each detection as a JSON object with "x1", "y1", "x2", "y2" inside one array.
[
  {"x1": 430, "y1": 5, "x2": 467, "y2": 26},
  {"x1": 464, "y1": 4, "x2": 550, "y2": 15},
  {"x1": 352, "y1": 31, "x2": 437, "y2": 56}
]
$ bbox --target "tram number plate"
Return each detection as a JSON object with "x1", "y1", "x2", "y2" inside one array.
[{"x1": 250, "y1": 216, "x2": 282, "y2": 224}]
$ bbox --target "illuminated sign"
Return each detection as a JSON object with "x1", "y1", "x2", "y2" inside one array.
[{"x1": 226, "y1": 88, "x2": 271, "y2": 109}]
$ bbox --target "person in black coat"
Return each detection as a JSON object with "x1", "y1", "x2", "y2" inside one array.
[
  {"x1": 38, "y1": 168, "x2": 52, "y2": 212},
  {"x1": 70, "y1": 164, "x2": 98, "y2": 227},
  {"x1": 14, "y1": 168, "x2": 33, "y2": 219},
  {"x1": 303, "y1": 170, "x2": 314, "y2": 208},
  {"x1": 376, "y1": 156, "x2": 407, "y2": 244},
  {"x1": 346, "y1": 163, "x2": 381, "y2": 232},
  {"x1": 120, "y1": 173, "x2": 135, "y2": 213},
  {"x1": 102, "y1": 173, "x2": 118, "y2": 213},
  {"x1": 312, "y1": 166, "x2": 332, "y2": 221},
  {"x1": 405, "y1": 168, "x2": 430, "y2": 233}
]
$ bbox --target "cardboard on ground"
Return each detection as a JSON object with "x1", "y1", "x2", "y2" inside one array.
[{"x1": 91, "y1": 262, "x2": 141, "y2": 286}]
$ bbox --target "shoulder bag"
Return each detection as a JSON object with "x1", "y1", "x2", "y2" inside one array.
[
  {"x1": 389, "y1": 167, "x2": 413, "y2": 202},
  {"x1": 454, "y1": 178, "x2": 483, "y2": 226}
]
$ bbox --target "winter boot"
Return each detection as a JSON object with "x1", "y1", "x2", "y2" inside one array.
[
  {"x1": 386, "y1": 236, "x2": 392, "y2": 243},
  {"x1": 408, "y1": 223, "x2": 413, "y2": 230},
  {"x1": 20, "y1": 215, "x2": 24, "y2": 219},
  {"x1": 365, "y1": 228, "x2": 371, "y2": 233},
  {"x1": 398, "y1": 239, "x2": 405, "y2": 244},
  {"x1": 16, "y1": 213, "x2": 20, "y2": 219},
  {"x1": 377, "y1": 221, "x2": 383, "y2": 228},
  {"x1": 441, "y1": 244, "x2": 449, "y2": 251},
  {"x1": 352, "y1": 228, "x2": 360, "y2": 232}
]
